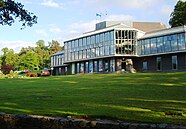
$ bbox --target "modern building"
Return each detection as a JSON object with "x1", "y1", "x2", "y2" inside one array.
[{"x1": 51, "y1": 21, "x2": 186, "y2": 75}]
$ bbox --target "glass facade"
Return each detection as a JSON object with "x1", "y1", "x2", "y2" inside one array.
[
  {"x1": 139, "y1": 33, "x2": 186, "y2": 55},
  {"x1": 64, "y1": 31, "x2": 115, "y2": 62},
  {"x1": 51, "y1": 53, "x2": 64, "y2": 67},
  {"x1": 115, "y1": 30, "x2": 137, "y2": 55},
  {"x1": 64, "y1": 29, "x2": 137, "y2": 63}
]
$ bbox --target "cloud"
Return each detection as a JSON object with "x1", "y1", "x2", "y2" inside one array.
[
  {"x1": 105, "y1": 14, "x2": 134, "y2": 21},
  {"x1": 35, "y1": 29, "x2": 48, "y2": 37},
  {"x1": 0, "y1": 40, "x2": 35, "y2": 54},
  {"x1": 160, "y1": 5, "x2": 173, "y2": 16},
  {"x1": 87, "y1": 0, "x2": 160, "y2": 10},
  {"x1": 41, "y1": 0, "x2": 63, "y2": 8}
]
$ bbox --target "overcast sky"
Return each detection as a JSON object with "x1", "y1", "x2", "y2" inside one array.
[{"x1": 0, "y1": 0, "x2": 181, "y2": 54}]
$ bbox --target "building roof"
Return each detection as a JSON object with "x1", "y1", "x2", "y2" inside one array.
[
  {"x1": 133, "y1": 22, "x2": 167, "y2": 33},
  {"x1": 64, "y1": 23, "x2": 142, "y2": 42},
  {"x1": 139, "y1": 26, "x2": 186, "y2": 39},
  {"x1": 51, "y1": 50, "x2": 64, "y2": 56}
]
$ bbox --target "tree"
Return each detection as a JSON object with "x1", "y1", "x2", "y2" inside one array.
[
  {"x1": 0, "y1": 47, "x2": 19, "y2": 70},
  {"x1": 0, "y1": 0, "x2": 37, "y2": 28},
  {"x1": 18, "y1": 51, "x2": 39, "y2": 70},
  {"x1": 49, "y1": 40, "x2": 62, "y2": 55},
  {"x1": 169, "y1": 0, "x2": 186, "y2": 27}
]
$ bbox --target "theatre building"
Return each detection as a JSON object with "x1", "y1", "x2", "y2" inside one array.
[{"x1": 51, "y1": 21, "x2": 186, "y2": 75}]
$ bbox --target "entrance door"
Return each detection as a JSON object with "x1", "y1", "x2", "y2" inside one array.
[{"x1": 122, "y1": 58, "x2": 126, "y2": 70}]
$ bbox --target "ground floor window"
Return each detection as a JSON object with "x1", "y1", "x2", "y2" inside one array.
[
  {"x1": 72, "y1": 63, "x2": 75, "y2": 74},
  {"x1": 85, "y1": 62, "x2": 89, "y2": 73},
  {"x1": 80, "y1": 63, "x2": 84, "y2": 73},
  {"x1": 172, "y1": 55, "x2": 178, "y2": 70},
  {"x1": 143, "y1": 61, "x2": 147, "y2": 71},
  {"x1": 94, "y1": 61, "x2": 98, "y2": 72},
  {"x1": 105, "y1": 60, "x2": 109, "y2": 72},
  {"x1": 156, "y1": 57, "x2": 162, "y2": 71},
  {"x1": 89, "y1": 61, "x2": 93, "y2": 73},
  {"x1": 110, "y1": 59, "x2": 115, "y2": 72},
  {"x1": 99, "y1": 59, "x2": 103, "y2": 72},
  {"x1": 116, "y1": 59, "x2": 122, "y2": 71},
  {"x1": 77, "y1": 63, "x2": 80, "y2": 73}
]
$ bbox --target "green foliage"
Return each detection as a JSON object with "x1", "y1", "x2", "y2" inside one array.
[
  {"x1": 0, "y1": 47, "x2": 19, "y2": 71},
  {"x1": 0, "y1": 72, "x2": 186, "y2": 124},
  {"x1": 0, "y1": 40, "x2": 62, "y2": 71},
  {"x1": 169, "y1": 0, "x2": 186, "y2": 27},
  {"x1": 18, "y1": 51, "x2": 39, "y2": 70},
  {"x1": 0, "y1": 0, "x2": 37, "y2": 28}
]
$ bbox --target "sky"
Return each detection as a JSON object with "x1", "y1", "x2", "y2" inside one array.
[{"x1": 0, "y1": 0, "x2": 181, "y2": 54}]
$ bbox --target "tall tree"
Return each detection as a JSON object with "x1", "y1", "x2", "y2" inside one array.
[
  {"x1": 1, "y1": 47, "x2": 19, "y2": 70},
  {"x1": 0, "y1": 0, "x2": 37, "y2": 28},
  {"x1": 18, "y1": 51, "x2": 39, "y2": 70},
  {"x1": 169, "y1": 0, "x2": 186, "y2": 27},
  {"x1": 49, "y1": 40, "x2": 62, "y2": 55}
]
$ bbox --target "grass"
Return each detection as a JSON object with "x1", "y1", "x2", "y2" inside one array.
[{"x1": 0, "y1": 72, "x2": 186, "y2": 125}]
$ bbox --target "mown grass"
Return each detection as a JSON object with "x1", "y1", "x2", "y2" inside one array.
[{"x1": 0, "y1": 72, "x2": 186, "y2": 125}]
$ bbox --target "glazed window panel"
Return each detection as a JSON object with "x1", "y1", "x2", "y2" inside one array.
[
  {"x1": 91, "y1": 35, "x2": 95, "y2": 45},
  {"x1": 144, "y1": 39, "x2": 150, "y2": 54},
  {"x1": 110, "y1": 31, "x2": 114, "y2": 40},
  {"x1": 157, "y1": 37, "x2": 164, "y2": 53},
  {"x1": 79, "y1": 51, "x2": 82, "y2": 59},
  {"x1": 87, "y1": 36, "x2": 90, "y2": 46},
  {"x1": 171, "y1": 35, "x2": 178, "y2": 51},
  {"x1": 83, "y1": 50, "x2": 86, "y2": 59},
  {"x1": 96, "y1": 47, "x2": 100, "y2": 57},
  {"x1": 110, "y1": 45, "x2": 115, "y2": 55},
  {"x1": 72, "y1": 41, "x2": 75, "y2": 48},
  {"x1": 91, "y1": 48, "x2": 95, "y2": 58},
  {"x1": 105, "y1": 46, "x2": 109, "y2": 55},
  {"x1": 105, "y1": 32, "x2": 109, "y2": 41},
  {"x1": 83, "y1": 37, "x2": 86, "y2": 46},
  {"x1": 79, "y1": 39, "x2": 83, "y2": 47},
  {"x1": 100, "y1": 33, "x2": 104, "y2": 42},
  {"x1": 164, "y1": 36, "x2": 171, "y2": 52},
  {"x1": 87, "y1": 49, "x2": 90, "y2": 58},
  {"x1": 150, "y1": 38, "x2": 157, "y2": 54},
  {"x1": 96, "y1": 34, "x2": 100, "y2": 44},
  {"x1": 178, "y1": 33, "x2": 186, "y2": 50},
  {"x1": 75, "y1": 51, "x2": 78, "y2": 60}
]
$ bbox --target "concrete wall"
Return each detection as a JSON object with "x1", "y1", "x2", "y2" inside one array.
[{"x1": 0, "y1": 113, "x2": 185, "y2": 129}]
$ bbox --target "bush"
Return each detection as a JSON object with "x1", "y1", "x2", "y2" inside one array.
[
  {"x1": 1, "y1": 64, "x2": 13, "y2": 74},
  {"x1": 26, "y1": 72, "x2": 32, "y2": 77},
  {"x1": 26, "y1": 73, "x2": 38, "y2": 77},
  {"x1": 30, "y1": 73, "x2": 38, "y2": 77}
]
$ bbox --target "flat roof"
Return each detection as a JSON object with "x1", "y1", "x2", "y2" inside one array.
[{"x1": 139, "y1": 26, "x2": 186, "y2": 39}]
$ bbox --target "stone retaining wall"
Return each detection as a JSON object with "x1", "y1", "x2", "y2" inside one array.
[{"x1": 0, "y1": 113, "x2": 186, "y2": 129}]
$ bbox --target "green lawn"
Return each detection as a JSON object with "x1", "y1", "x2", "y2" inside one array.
[{"x1": 0, "y1": 72, "x2": 186, "y2": 125}]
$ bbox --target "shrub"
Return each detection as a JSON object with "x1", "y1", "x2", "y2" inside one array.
[
  {"x1": 1, "y1": 64, "x2": 13, "y2": 74},
  {"x1": 26, "y1": 72, "x2": 32, "y2": 77},
  {"x1": 30, "y1": 73, "x2": 38, "y2": 77}
]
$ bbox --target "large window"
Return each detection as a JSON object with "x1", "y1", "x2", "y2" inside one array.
[
  {"x1": 156, "y1": 57, "x2": 162, "y2": 71},
  {"x1": 139, "y1": 32, "x2": 186, "y2": 55},
  {"x1": 150, "y1": 38, "x2": 157, "y2": 54},
  {"x1": 178, "y1": 33, "x2": 185, "y2": 50},
  {"x1": 143, "y1": 61, "x2": 147, "y2": 71},
  {"x1": 172, "y1": 55, "x2": 178, "y2": 70}
]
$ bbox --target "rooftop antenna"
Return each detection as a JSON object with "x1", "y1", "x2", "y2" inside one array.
[{"x1": 96, "y1": 10, "x2": 108, "y2": 23}]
